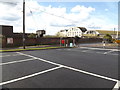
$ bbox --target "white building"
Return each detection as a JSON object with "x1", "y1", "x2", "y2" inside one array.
[
  {"x1": 58, "y1": 29, "x2": 68, "y2": 37},
  {"x1": 58, "y1": 27, "x2": 87, "y2": 37},
  {"x1": 83, "y1": 30, "x2": 100, "y2": 38},
  {"x1": 84, "y1": 30, "x2": 99, "y2": 35}
]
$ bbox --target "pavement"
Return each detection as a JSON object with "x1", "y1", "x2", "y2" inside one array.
[
  {"x1": 0, "y1": 45, "x2": 57, "y2": 50},
  {"x1": 0, "y1": 47, "x2": 119, "y2": 89},
  {"x1": 0, "y1": 43, "x2": 119, "y2": 52},
  {"x1": 79, "y1": 43, "x2": 120, "y2": 49},
  {"x1": 0, "y1": 45, "x2": 63, "y2": 52}
]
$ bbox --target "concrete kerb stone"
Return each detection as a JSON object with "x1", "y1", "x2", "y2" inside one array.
[{"x1": 0, "y1": 47, "x2": 68, "y2": 52}]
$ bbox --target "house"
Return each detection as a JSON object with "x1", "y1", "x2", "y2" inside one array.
[
  {"x1": 58, "y1": 27, "x2": 87, "y2": 37},
  {"x1": 0, "y1": 25, "x2": 46, "y2": 38},
  {"x1": 0, "y1": 25, "x2": 13, "y2": 37},
  {"x1": 36, "y1": 30, "x2": 46, "y2": 37},
  {"x1": 83, "y1": 30, "x2": 100, "y2": 38},
  {"x1": 83, "y1": 30, "x2": 120, "y2": 38},
  {"x1": 57, "y1": 29, "x2": 68, "y2": 37}
]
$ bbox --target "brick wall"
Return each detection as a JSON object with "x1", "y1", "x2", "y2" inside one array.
[
  {"x1": 1, "y1": 37, "x2": 102, "y2": 48},
  {"x1": 36, "y1": 37, "x2": 61, "y2": 45},
  {"x1": 79, "y1": 38, "x2": 102, "y2": 43}
]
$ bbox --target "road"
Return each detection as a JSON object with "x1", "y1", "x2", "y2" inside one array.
[{"x1": 0, "y1": 47, "x2": 119, "y2": 89}]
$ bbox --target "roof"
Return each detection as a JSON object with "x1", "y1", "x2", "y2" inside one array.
[
  {"x1": 60, "y1": 30, "x2": 68, "y2": 32},
  {"x1": 36, "y1": 30, "x2": 45, "y2": 32},
  {"x1": 77, "y1": 27, "x2": 87, "y2": 32}
]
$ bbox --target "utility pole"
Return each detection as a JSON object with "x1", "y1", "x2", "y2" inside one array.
[
  {"x1": 23, "y1": 0, "x2": 25, "y2": 49},
  {"x1": 114, "y1": 28, "x2": 115, "y2": 39},
  {"x1": 117, "y1": 29, "x2": 119, "y2": 39}
]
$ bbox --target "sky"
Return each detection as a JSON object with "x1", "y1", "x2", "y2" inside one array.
[{"x1": 0, "y1": 0, "x2": 119, "y2": 35}]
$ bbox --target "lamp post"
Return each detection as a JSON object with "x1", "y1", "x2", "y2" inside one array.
[
  {"x1": 116, "y1": 28, "x2": 119, "y2": 39},
  {"x1": 23, "y1": 0, "x2": 25, "y2": 49}
]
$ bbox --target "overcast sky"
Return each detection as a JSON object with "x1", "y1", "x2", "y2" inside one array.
[{"x1": 0, "y1": 0, "x2": 119, "y2": 35}]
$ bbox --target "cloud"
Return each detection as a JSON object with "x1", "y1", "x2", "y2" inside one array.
[
  {"x1": 50, "y1": 22, "x2": 76, "y2": 27},
  {"x1": 0, "y1": 0, "x2": 22, "y2": 3},
  {"x1": 71, "y1": 5, "x2": 95, "y2": 13},
  {"x1": 1, "y1": 16, "x2": 20, "y2": 21},
  {"x1": 0, "y1": 1, "x2": 118, "y2": 35},
  {"x1": 105, "y1": 8, "x2": 109, "y2": 11}
]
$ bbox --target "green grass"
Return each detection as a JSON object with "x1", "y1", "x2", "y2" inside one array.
[{"x1": 0, "y1": 47, "x2": 63, "y2": 52}]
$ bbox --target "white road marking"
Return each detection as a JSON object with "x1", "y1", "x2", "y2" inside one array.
[
  {"x1": 0, "y1": 58, "x2": 36, "y2": 66},
  {"x1": 81, "y1": 50, "x2": 91, "y2": 52},
  {"x1": 112, "y1": 81, "x2": 120, "y2": 90},
  {"x1": 110, "y1": 54, "x2": 119, "y2": 56},
  {"x1": 16, "y1": 52, "x2": 61, "y2": 66},
  {"x1": 62, "y1": 66, "x2": 118, "y2": 82},
  {"x1": 79, "y1": 47, "x2": 119, "y2": 51},
  {"x1": 56, "y1": 49, "x2": 62, "y2": 50},
  {"x1": 71, "y1": 47, "x2": 119, "y2": 55},
  {"x1": 67, "y1": 49, "x2": 71, "y2": 50},
  {"x1": 104, "y1": 50, "x2": 115, "y2": 54},
  {"x1": 65, "y1": 49, "x2": 91, "y2": 53},
  {"x1": 0, "y1": 66, "x2": 62, "y2": 86},
  {"x1": 0, "y1": 54, "x2": 21, "y2": 57},
  {"x1": 17, "y1": 52, "x2": 118, "y2": 83},
  {"x1": 63, "y1": 48, "x2": 117, "y2": 56},
  {"x1": 0, "y1": 53, "x2": 17, "y2": 55},
  {"x1": 0, "y1": 55, "x2": 11, "y2": 57}
]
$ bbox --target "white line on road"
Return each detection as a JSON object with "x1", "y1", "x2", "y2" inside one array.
[
  {"x1": 67, "y1": 49, "x2": 71, "y2": 50},
  {"x1": 56, "y1": 49, "x2": 62, "y2": 50},
  {"x1": 112, "y1": 81, "x2": 120, "y2": 90},
  {"x1": 0, "y1": 66, "x2": 62, "y2": 86},
  {"x1": 0, "y1": 52, "x2": 17, "y2": 55},
  {"x1": 62, "y1": 48, "x2": 118, "y2": 56},
  {"x1": 62, "y1": 66, "x2": 118, "y2": 82},
  {"x1": 104, "y1": 50, "x2": 115, "y2": 54},
  {"x1": 65, "y1": 49, "x2": 91, "y2": 53},
  {"x1": 0, "y1": 54, "x2": 21, "y2": 57},
  {"x1": 17, "y1": 52, "x2": 119, "y2": 83},
  {"x1": 79, "y1": 47, "x2": 120, "y2": 51},
  {"x1": 81, "y1": 50, "x2": 91, "y2": 52},
  {"x1": 0, "y1": 58, "x2": 36, "y2": 66},
  {"x1": 16, "y1": 52, "x2": 62, "y2": 66},
  {"x1": 0, "y1": 55, "x2": 11, "y2": 57}
]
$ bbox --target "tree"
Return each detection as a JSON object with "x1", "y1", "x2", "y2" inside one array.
[
  {"x1": 103, "y1": 34, "x2": 112, "y2": 43},
  {"x1": 55, "y1": 32, "x2": 64, "y2": 37},
  {"x1": 28, "y1": 33, "x2": 36, "y2": 38}
]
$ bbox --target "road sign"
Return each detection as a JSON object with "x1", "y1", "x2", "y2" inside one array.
[{"x1": 7, "y1": 38, "x2": 13, "y2": 44}]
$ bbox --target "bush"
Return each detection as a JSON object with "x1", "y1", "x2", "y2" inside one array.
[
  {"x1": 28, "y1": 33, "x2": 36, "y2": 38},
  {"x1": 103, "y1": 34, "x2": 113, "y2": 43}
]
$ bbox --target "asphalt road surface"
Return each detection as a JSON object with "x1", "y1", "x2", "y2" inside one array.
[{"x1": 0, "y1": 47, "x2": 119, "y2": 89}]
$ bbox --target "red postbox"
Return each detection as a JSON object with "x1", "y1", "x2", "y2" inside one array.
[{"x1": 61, "y1": 40, "x2": 65, "y2": 44}]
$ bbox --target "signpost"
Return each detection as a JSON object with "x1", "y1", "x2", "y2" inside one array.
[{"x1": 7, "y1": 38, "x2": 13, "y2": 44}]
